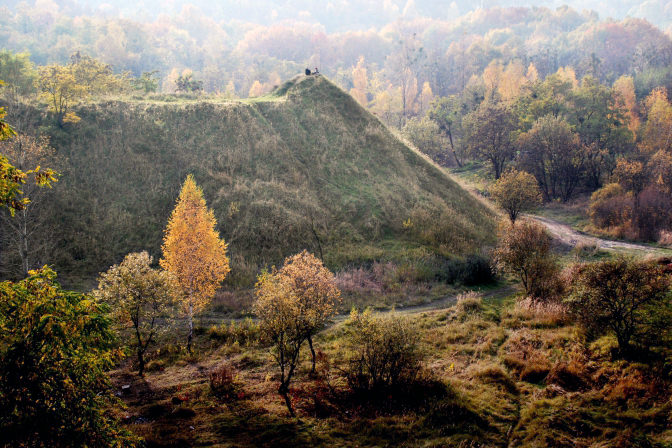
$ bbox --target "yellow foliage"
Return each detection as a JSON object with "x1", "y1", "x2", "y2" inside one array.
[
  {"x1": 160, "y1": 174, "x2": 230, "y2": 321},
  {"x1": 252, "y1": 250, "x2": 340, "y2": 415},
  {"x1": 613, "y1": 75, "x2": 640, "y2": 137},
  {"x1": 253, "y1": 250, "x2": 341, "y2": 341},
  {"x1": 350, "y1": 56, "x2": 368, "y2": 106},
  {"x1": 248, "y1": 80, "x2": 265, "y2": 98},
  {"x1": 641, "y1": 87, "x2": 672, "y2": 154}
]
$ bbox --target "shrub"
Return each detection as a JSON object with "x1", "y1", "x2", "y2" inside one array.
[
  {"x1": 210, "y1": 362, "x2": 238, "y2": 399},
  {"x1": 493, "y1": 220, "x2": 562, "y2": 300},
  {"x1": 567, "y1": 257, "x2": 672, "y2": 359},
  {"x1": 461, "y1": 254, "x2": 496, "y2": 285},
  {"x1": 588, "y1": 183, "x2": 632, "y2": 230},
  {"x1": 342, "y1": 309, "x2": 423, "y2": 391},
  {"x1": 659, "y1": 230, "x2": 672, "y2": 247},
  {"x1": 0, "y1": 268, "x2": 138, "y2": 447},
  {"x1": 93, "y1": 251, "x2": 177, "y2": 376}
]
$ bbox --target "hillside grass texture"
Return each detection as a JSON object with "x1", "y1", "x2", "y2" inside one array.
[{"x1": 2, "y1": 75, "x2": 496, "y2": 288}]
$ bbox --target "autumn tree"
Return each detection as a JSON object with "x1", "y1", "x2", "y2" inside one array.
[
  {"x1": 612, "y1": 75, "x2": 639, "y2": 137},
  {"x1": 386, "y1": 33, "x2": 424, "y2": 122},
  {"x1": 160, "y1": 175, "x2": 230, "y2": 353},
  {"x1": 493, "y1": 220, "x2": 561, "y2": 300},
  {"x1": 0, "y1": 108, "x2": 56, "y2": 216},
  {"x1": 253, "y1": 268, "x2": 303, "y2": 416},
  {"x1": 253, "y1": 250, "x2": 341, "y2": 415},
  {"x1": 37, "y1": 54, "x2": 128, "y2": 125},
  {"x1": 350, "y1": 56, "x2": 368, "y2": 106},
  {"x1": 0, "y1": 268, "x2": 138, "y2": 447},
  {"x1": 489, "y1": 169, "x2": 542, "y2": 225},
  {"x1": 463, "y1": 100, "x2": 517, "y2": 179},
  {"x1": 94, "y1": 252, "x2": 177, "y2": 376},
  {"x1": 640, "y1": 87, "x2": 672, "y2": 155},
  {"x1": 248, "y1": 80, "x2": 265, "y2": 98},
  {"x1": 517, "y1": 115, "x2": 585, "y2": 202},
  {"x1": 568, "y1": 258, "x2": 672, "y2": 358},
  {"x1": 278, "y1": 250, "x2": 341, "y2": 373},
  {"x1": 36, "y1": 64, "x2": 87, "y2": 125}
]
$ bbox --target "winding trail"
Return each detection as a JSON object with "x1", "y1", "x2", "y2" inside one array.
[{"x1": 529, "y1": 215, "x2": 669, "y2": 254}]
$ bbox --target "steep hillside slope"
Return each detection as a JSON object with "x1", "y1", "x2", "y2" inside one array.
[{"x1": 2, "y1": 76, "x2": 496, "y2": 286}]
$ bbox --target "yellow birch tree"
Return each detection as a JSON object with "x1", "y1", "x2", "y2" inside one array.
[{"x1": 160, "y1": 175, "x2": 230, "y2": 352}]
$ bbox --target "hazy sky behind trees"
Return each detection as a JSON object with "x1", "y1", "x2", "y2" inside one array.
[{"x1": 2, "y1": 0, "x2": 671, "y2": 31}]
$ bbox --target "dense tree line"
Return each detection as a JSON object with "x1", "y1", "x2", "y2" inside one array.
[{"x1": 1, "y1": 3, "x2": 672, "y2": 105}]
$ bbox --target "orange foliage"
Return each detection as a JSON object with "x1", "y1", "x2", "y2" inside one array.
[{"x1": 160, "y1": 174, "x2": 230, "y2": 350}]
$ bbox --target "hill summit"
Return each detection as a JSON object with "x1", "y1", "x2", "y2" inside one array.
[{"x1": 3, "y1": 75, "x2": 496, "y2": 285}]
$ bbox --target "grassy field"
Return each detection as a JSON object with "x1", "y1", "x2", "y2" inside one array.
[
  {"x1": 111, "y1": 289, "x2": 672, "y2": 447},
  {"x1": 1, "y1": 75, "x2": 496, "y2": 288}
]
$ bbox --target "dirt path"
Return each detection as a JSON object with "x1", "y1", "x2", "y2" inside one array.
[{"x1": 529, "y1": 215, "x2": 667, "y2": 254}]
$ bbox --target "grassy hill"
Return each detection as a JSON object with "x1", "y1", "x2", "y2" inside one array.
[{"x1": 2, "y1": 75, "x2": 496, "y2": 287}]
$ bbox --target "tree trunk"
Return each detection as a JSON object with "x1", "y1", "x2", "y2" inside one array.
[
  {"x1": 447, "y1": 130, "x2": 462, "y2": 168},
  {"x1": 138, "y1": 348, "x2": 145, "y2": 377},
  {"x1": 307, "y1": 336, "x2": 316, "y2": 374},
  {"x1": 279, "y1": 382, "x2": 295, "y2": 417},
  {"x1": 187, "y1": 300, "x2": 194, "y2": 354},
  {"x1": 20, "y1": 208, "x2": 28, "y2": 278}
]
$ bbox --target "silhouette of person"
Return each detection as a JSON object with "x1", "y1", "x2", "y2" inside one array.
[
  {"x1": 313, "y1": 67, "x2": 320, "y2": 75},
  {"x1": 305, "y1": 68, "x2": 311, "y2": 76}
]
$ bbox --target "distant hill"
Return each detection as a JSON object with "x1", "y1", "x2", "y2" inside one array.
[{"x1": 1, "y1": 75, "x2": 496, "y2": 287}]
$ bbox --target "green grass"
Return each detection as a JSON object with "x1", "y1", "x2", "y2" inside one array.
[{"x1": 3, "y1": 75, "x2": 496, "y2": 287}]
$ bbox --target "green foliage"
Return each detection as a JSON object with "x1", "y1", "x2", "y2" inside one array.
[
  {"x1": 517, "y1": 115, "x2": 584, "y2": 202},
  {"x1": 341, "y1": 309, "x2": 423, "y2": 391},
  {"x1": 488, "y1": 169, "x2": 542, "y2": 224},
  {"x1": 463, "y1": 100, "x2": 517, "y2": 179},
  {"x1": 175, "y1": 73, "x2": 203, "y2": 93},
  {"x1": 0, "y1": 50, "x2": 37, "y2": 96},
  {"x1": 132, "y1": 70, "x2": 160, "y2": 93},
  {"x1": 0, "y1": 267, "x2": 138, "y2": 447},
  {"x1": 427, "y1": 95, "x2": 467, "y2": 166},
  {"x1": 401, "y1": 116, "x2": 445, "y2": 163},
  {"x1": 567, "y1": 258, "x2": 672, "y2": 358}
]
